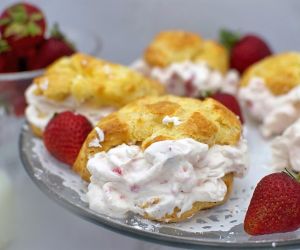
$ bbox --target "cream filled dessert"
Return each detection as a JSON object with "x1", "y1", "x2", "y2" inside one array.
[
  {"x1": 239, "y1": 77, "x2": 300, "y2": 137},
  {"x1": 74, "y1": 95, "x2": 246, "y2": 222},
  {"x1": 87, "y1": 138, "x2": 248, "y2": 219},
  {"x1": 131, "y1": 30, "x2": 236, "y2": 98},
  {"x1": 25, "y1": 53, "x2": 164, "y2": 136},
  {"x1": 271, "y1": 118, "x2": 300, "y2": 172},
  {"x1": 25, "y1": 84, "x2": 116, "y2": 132},
  {"x1": 132, "y1": 60, "x2": 239, "y2": 97}
]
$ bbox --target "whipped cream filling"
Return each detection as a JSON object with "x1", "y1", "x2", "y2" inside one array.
[
  {"x1": 239, "y1": 77, "x2": 300, "y2": 137},
  {"x1": 131, "y1": 59, "x2": 239, "y2": 97},
  {"x1": 25, "y1": 84, "x2": 116, "y2": 131},
  {"x1": 271, "y1": 118, "x2": 300, "y2": 172},
  {"x1": 87, "y1": 138, "x2": 248, "y2": 219}
]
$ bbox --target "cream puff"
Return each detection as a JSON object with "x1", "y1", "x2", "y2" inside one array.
[
  {"x1": 271, "y1": 118, "x2": 300, "y2": 173},
  {"x1": 74, "y1": 95, "x2": 248, "y2": 222},
  {"x1": 132, "y1": 30, "x2": 239, "y2": 97},
  {"x1": 25, "y1": 53, "x2": 164, "y2": 137},
  {"x1": 239, "y1": 52, "x2": 300, "y2": 137}
]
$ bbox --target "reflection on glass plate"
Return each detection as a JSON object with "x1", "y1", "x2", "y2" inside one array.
[{"x1": 19, "y1": 121, "x2": 300, "y2": 249}]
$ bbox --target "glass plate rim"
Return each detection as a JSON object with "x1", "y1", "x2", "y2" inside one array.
[{"x1": 18, "y1": 123, "x2": 300, "y2": 249}]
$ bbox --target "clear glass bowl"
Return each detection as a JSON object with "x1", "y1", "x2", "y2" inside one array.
[{"x1": 0, "y1": 27, "x2": 102, "y2": 117}]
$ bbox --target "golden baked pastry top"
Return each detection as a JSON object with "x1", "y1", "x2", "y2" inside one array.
[
  {"x1": 32, "y1": 53, "x2": 165, "y2": 107},
  {"x1": 240, "y1": 52, "x2": 300, "y2": 95},
  {"x1": 73, "y1": 95, "x2": 241, "y2": 181},
  {"x1": 144, "y1": 30, "x2": 229, "y2": 73}
]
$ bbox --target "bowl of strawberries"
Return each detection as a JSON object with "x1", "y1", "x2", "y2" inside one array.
[{"x1": 0, "y1": 2, "x2": 101, "y2": 117}]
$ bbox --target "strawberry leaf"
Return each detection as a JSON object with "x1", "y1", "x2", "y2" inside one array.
[
  {"x1": 8, "y1": 4, "x2": 28, "y2": 23},
  {"x1": 2, "y1": 3, "x2": 44, "y2": 38},
  {"x1": 50, "y1": 23, "x2": 76, "y2": 50},
  {"x1": 0, "y1": 39, "x2": 10, "y2": 53},
  {"x1": 50, "y1": 23, "x2": 64, "y2": 40},
  {"x1": 4, "y1": 22, "x2": 26, "y2": 37},
  {"x1": 0, "y1": 17, "x2": 10, "y2": 26},
  {"x1": 26, "y1": 21, "x2": 42, "y2": 36},
  {"x1": 284, "y1": 168, "x2": 300, "y2": 182},
  {"x1": 30, "y1": 13, "x2": 43, "y2": 21},
  {"x1": 219, "y1": 29, "x2": 240, "y2": 51},
  {"x1": 201, "y1": 90, "x2": 213, "y2": 98}
]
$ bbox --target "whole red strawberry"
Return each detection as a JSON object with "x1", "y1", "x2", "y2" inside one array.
[
  {"x1": 0, "y1": 39, "x2": 18, "y2": 73},
  {"x1": 220, "y1": 30, "x2": 272, "y2": 74},
  {"x1": 0, "y1": 2, "x2": 46, "y2": 57},
  {"x1": 28, "y1": 38, "x2": 74, "y2": 70},
  {"x1": 28, "y1": 23, "x2": 75, "y2": 70},
  {"x1": 44, "y1": 111, "x2": 93, "y2": 165},
  {"x1": 211, "y1": 92, "x2": 244, "y2": 123},
  {"x1": 244, "y1": 172, "x2": 300, "y2": 235}
]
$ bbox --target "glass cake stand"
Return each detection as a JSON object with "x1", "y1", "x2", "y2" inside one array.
[{"x1": 19, "y1": 120, "x2": 300, "y2": 250}]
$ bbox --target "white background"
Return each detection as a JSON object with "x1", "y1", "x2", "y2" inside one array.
[{"x1": 1, "y1": 0, "x2": 300, "y2": 249}]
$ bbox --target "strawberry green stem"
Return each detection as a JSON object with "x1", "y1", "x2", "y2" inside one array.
[
  {"x1": 284, "y1": 168, "x2": 300, "y2": 182},
  {"x1": 0, "y1": 39, "x2": 10, "y2": 53},
  {"x1": 219, "y1": 29, "x2": 241, "y2": 51},
  {"x1": 50, "y1": 23, "x2": 76, "y2": 50},
  {"x1": 0, "y1": 3, "x2": 43, "y2": 38}
]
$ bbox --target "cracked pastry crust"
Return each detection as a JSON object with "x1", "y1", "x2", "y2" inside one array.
[
  {"x1": 32, "y1": 53, "x2": 165, "y2": 107},
  {"x1": 73, "y1": 95, "x2": 241, "y2": 182},
  {"x1": 144, "y1": 30, "x2": 229, "y2": 73},
  {"x1": 74, "y1": 95, "x2": 241, "y2": 222},
  {"x1": 240, "y1": 52, "x2": 300, "y2": 95}
]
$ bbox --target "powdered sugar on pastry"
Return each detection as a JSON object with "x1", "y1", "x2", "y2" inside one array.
[
  {"x1": 131, "y1": 59, "x2": 239, "y2": 97},
  {"x1": 88, "y1": 127, "x2": 105, "y2": 148},
  {"x1": 239, "y1": 77, "x2": 300, "y2": 137},
  {"x1": 162, "y1": 116, "x2": 182, "y2": 126},
  {"x1": 271, "y1": 118, "x2": 300, "y2": 172},
  {"x1": 25, "y1": 84, "x2": 116, "y2": 132},
  {"x1": 87, "y1": 138, "x2": 248, "y2": 219}
]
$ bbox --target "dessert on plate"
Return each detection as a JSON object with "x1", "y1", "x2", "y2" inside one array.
[
  {"x1": 131, "y1": 30, "x2": 239, "y2": 97},
  {"x1": 239, "y1": 52, "x2": 300, "y2": 137},
  {"x1": 271, "y1": 118, "x2": 300, "y2": 173},
  {"x1": 25, "y1": 53, "x2": 164, "y2": 137},
  {"x1": 73, "y1": 95, "x2": 248, "y2": 222}
]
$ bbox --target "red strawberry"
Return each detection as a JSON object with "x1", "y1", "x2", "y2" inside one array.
[
  {"x1": 211, "y1": 92, "x2": 244, "y2": 123},
  {"x1": 0, "y1": 39, "x2": 18, "y2": 73},
  {"x1": 44, "y1": 111, "x2": 93, "y2": 165},
  {"x1": 28, "y1": 24, "x2": 75, "y2": 70},
  {"x1": 244, "y1": 172, "x2": 300, "y2": 235},
  {"x1": 220, "y1": 30, "x2": 272, "y2": 73},
  {"x1": 0, "y1": 2, "x2": 46, "y2": 56}
]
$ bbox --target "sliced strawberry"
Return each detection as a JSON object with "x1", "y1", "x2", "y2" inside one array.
[
  {"x1": 211, "y1": 92, "x2": 244, "y2": 123},
  {"x1": 244, "y1": 172, "x2": 300, "y2": 235},
  {"x1": 44, "y1": 111, "x2": 93, "y2": 165}
]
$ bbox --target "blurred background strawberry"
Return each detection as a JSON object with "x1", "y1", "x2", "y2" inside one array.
[
  {"x1": 0, "y1": 2, "x2": 46, "y2": 56},
  {"x1": 220, "y1": 29, "x2": 272, "y2": 74},
  {"x1": 0, "y1": 2, "x2": 76, "y2": 73}
]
